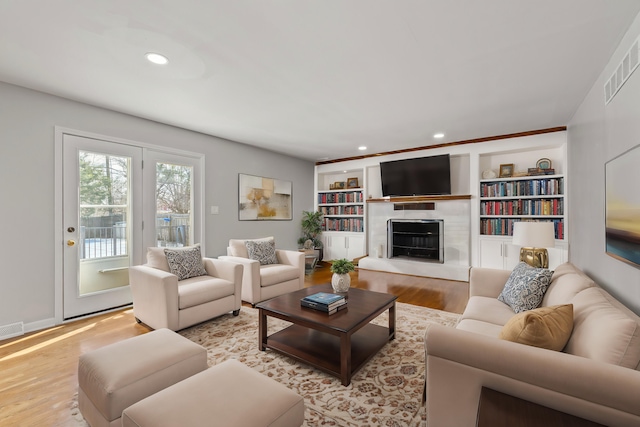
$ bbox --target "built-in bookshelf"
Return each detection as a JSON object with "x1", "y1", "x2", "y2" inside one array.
[
  {"x1": 315, "y1": 168, "x2": 367, "y2": 260},
  {"x1": 479, "y1": 175, "x2": 565, "y2": 240},
  {"x1": 317, "y1": 190, "x2": 364, "y2": 232}
]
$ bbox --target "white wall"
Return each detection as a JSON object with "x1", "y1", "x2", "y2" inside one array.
[
  {"x1": 0, "y1": 82, "x2": 314, "y2": 329},
  {"x1": 568, "y1": 12, "x2": 640, "y2": 314}
]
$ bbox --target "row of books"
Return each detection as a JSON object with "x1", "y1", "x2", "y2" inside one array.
[
  {"x1": 480, "y1": 199, "x2": 564, "y2": 216},
  {"x1": 322, "y1": 218, "x2": 364, "y2": 232},
  {"x1": 318, "y1": 192, "x2": 364, "y2": 204},
  {"x1": 319, "y1": 205, "x2": 364, "y2": 216},
  {"x1": 480, "y1": 219, "x2": 564, "y2": 239},
  {"x1": 480, "y1": 178, "x2": 564, "y2": 197},
  {"x1": 300, "y1": 292, "x2": 347, "y2": 315}
]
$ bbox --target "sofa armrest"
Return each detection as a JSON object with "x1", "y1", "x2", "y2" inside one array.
[
  {"x1": 469, "y1": 267, "x2": 511, "y2": 298},
  {"x1": 218, "y1": 255, "x2": 261, "y2": 300},
  {"x1": 129, "y1": 265, "x2": 180, "y2": 330},
  {"x1": 276, "y1": 250, "x2": 305, "y2": 289},
  {"x1": 203, "y1": 257, "x2": 242, "y2": 283},
  {"x1": 425, "y1": 324, "x2": 640, "y2": 426},
  {"x1": 275, "y1": 249, "x2": 304, "y2": 268},
  {"x1": 204, "y1": 258, "x2": 243, "y2": 308}
]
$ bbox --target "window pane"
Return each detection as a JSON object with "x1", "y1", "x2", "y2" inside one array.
[
  {"x1": 78, "y1": 151, "x2": 130, "y2": 260},
  {"x1": 156, "y1": 162, "x2": 193, "y2": 247}
]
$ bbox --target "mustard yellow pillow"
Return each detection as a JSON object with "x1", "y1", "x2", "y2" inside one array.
[{"x1": 499, "y1": 304, "x2": 573, "y2": 351}]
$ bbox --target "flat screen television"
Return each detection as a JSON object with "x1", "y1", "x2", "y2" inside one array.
[{"x1": 380, "y1": 154, "x2": 451, "y2": 197}]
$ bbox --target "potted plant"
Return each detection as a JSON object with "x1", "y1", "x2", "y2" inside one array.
[
  {"x1": 297, "y1": 210, "x2": 324, "y2": 259},
  {"x1": 330, "y1": 258, "x2": 355, "y2": 292}
]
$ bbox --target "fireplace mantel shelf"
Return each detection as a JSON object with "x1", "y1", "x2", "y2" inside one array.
[{"x1": 366, "y1": 195, "x2": 471, "y2": 203}]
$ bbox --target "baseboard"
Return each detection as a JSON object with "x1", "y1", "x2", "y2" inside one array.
[{"x1": 25, "y1": 318, "x2": 56, "y2": 334}]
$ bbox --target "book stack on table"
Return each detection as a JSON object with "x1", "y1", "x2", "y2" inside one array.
[{"x1": 300, "y1": 292, "x2": 347, "y2": 315}]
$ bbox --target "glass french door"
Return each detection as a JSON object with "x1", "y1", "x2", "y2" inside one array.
[
  {"x1": 62, "y1": 135, "x2": 142, "y2": 319},
  {"x1": 143, "y1": 150, "x2": 202, "y2": 251},
  {"x1": 61, "y1": 135, "x2": 202, "y2": 320}
]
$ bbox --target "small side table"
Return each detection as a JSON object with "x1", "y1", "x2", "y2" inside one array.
[{"x1": 304, "y1": 255, "x2": 318, "y2": 274}]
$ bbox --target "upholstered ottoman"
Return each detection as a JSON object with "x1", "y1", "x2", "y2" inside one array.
[
  {"x1": 121, "y1": 359, "x2": 305, "y2": 427},
  {"x1": 78, "y1": 328, "x2": 207, "y2": 427}
]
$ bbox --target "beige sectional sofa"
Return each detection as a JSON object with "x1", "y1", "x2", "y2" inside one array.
[{"x1": 425, "y1": 262, "x2": 640, "y2": 426}]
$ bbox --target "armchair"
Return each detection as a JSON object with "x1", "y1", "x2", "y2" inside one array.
[
  {"x1": 129, "y1": 246, "x2": 242, "y2": 331},
  {"x1": 219, "y1": 237, "x2": 304, "y2": 305}
]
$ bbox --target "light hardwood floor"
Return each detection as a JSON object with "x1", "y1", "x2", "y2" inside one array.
[{"x1": 0, "y1": 264, "x2": 468, "y2": 426}]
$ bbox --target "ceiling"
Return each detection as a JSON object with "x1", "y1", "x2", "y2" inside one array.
[{"x1": 1, "y1": 1, "x2": 639, "y2": 162}]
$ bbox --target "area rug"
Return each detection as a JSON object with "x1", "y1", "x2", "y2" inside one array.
[{"x1": 70, "y1": 302, "x2": 460, "y2": 426}]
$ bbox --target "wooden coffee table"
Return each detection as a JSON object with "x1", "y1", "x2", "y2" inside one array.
[{"x1": 256, "y1": 284, "x2": 397, "y2": 386}]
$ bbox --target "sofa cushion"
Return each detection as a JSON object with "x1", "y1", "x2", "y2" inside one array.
[
  {"x1": 461, "y1": 296, "x2": 517, "y2": 326},
  {"x1": 147, "y1": 247, "x2": 170, "y2": 272},
  {"x1": 565, "y1": 287, "x2": 640, "y2": 368},
  {"x1": 178, "y1": 276, "x2": 235, "y2": 309},
  {"x1": 542, "y1": 262, "x2": 596, "y2": 307},
  {"x1": 456, "y1": 319, "x2": 504, "y2": 338},
  {"x1": 229, "y1": 237, "x2": 274, "y2": 258},
  {"x1": 164, "y1": 245, "x2": 208, "y2": 281},
  {"x1": 245, "y1": 240, "x2": 278, "y2": 265},
  {"x1": 259, "y1": 264, "x2": 300, "y2": 287},
  {"x1": 498, "y1": 262, "x2": 554, "y2": 313},
  {"x1": 499, "y1": 304, "x2": 573, "y2": 351}
]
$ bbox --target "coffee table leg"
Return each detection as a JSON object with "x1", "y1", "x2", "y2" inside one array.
[
  {"x1": 258, "y1": 308, "x2": 267, "y2": 351},
  {"x1": 389, "y1": 303, "x2": 396, "y2": 341},
  {"x1": 340, "y1": 333, "x2": 351, "y2": 386}
]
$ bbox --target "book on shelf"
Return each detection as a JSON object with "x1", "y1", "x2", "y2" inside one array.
[{"x1": 301, "y1": 298, "x2": 348, "y2": 314}]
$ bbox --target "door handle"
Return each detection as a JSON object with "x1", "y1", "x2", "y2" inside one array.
[{"x1": 67, "y1": 240, "x2": 76, "y2": 247}]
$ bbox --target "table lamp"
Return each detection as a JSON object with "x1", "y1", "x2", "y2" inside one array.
[{"x1": 512, "y1": 222, "x2": 555, "y2": 268}]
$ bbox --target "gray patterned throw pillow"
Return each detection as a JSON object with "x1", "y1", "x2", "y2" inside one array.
[
  {"x1": 498, "y1": 262, "x2": 554, "y2": 313},
  {"x1": 245, "y1": 240, "x2": 278, "y2": 265},
  {"x1": 164, "y1": 244, "x2": 208, "y2": 280}
]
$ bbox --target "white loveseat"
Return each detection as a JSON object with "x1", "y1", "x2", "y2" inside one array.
[{"x1": 425, "y1": 262, "x2": 640, "y2": 426}]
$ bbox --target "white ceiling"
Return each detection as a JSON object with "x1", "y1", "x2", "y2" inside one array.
[{"x1": 1, "y1": 1, "x2": 639, "y2": 162}]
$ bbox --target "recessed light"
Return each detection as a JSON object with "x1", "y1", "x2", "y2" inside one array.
[
  {"x1": 433, "y1": 133, "x2": 445, "y2": 139},
  {"x1": 358, "y1": 146, "x2": 367, "y2": 151},
  {"x1": 145, "y1": 52, "x2": 169, "y2": 65}
]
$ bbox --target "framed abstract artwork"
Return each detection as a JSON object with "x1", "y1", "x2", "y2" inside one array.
[
  {"x1": 238, "y1": 173, "x2": 292, "y2": 221},
  {"x1": 605, "y1": 144, "x2": 640, "y2": 268}
]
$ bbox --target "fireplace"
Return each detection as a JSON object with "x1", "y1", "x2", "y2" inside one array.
[{"x1": 387, "y1": 219, "x2": 444, "y2": 263}]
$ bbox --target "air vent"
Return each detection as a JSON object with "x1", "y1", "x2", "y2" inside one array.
[
  {"x1": 605, "y1": 36, "x2": 640, "y2": 105},
  {"x1": 0, "y1": 321, "x2": 24, "y2": 340}
]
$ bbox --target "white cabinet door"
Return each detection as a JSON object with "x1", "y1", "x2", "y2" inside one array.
[
  {"x1": 479, "y1": 239, "x2": 505, "y2": 269},
  {"x1": 323, "y1": 235, "x2": 347, "y2": 260},
  {"x1": 346, "y1": 234, "x2": 365, "y2": 259},
  {"x1": 547, "y1": 246, "x2": 567, "y2": 269},
  {"x1": 503, "y1": 242, "x2": 520, "y2": 270},
  {"x1": 322, "y1": 234, "x2": 365, "y2": 261},
  {"x1": 479, "y1": 238, "x2": 521, "y2": 269}
]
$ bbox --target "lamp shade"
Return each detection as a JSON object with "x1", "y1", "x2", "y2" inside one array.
[{"x1": 512, "y1": 222, "x2": 555, "y2": 248}]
